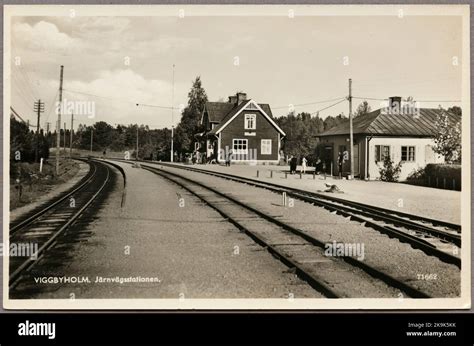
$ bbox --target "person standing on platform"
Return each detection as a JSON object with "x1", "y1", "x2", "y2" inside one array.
[
  {"x1": 338, "y1": 152, "x2": 344, "y2": 179},
  {"x1": 301, "y1": 156, "x2": 307, "y2": 174},
  {"x1": 290, "y1": 155, "x2": 297, "y2": 174},
  {"x1": 226, "y1": 149, "x2": 233, "y2": 167}
]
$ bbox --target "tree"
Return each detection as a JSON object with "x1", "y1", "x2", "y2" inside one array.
[
  {"x1": 174, "y1": 76, "x2": 208, "y2": 154},
  {"x1": 38, "y1": 129, "x2": 50, "y2": 160},
  {"x1": 448, "y1": 106, "x2": 462, "y2": 117},
  {"x1": 323, "y1": 113, "x2": 346, "y2": 131},
  {"x1": 432, "y1": 107, "x2": 462, "y2": 163},
  {"x1": 275, "y1": 112, "x2": 346, "y2": 164},
  {"x1": 354, "y1": 101, "x2": 371, "y2": 118},
  {"x1": 93, "y1": 121, "x2": 115, "y2": 150},
  {"x1": 10, "y1": 116, "x2": 35, "y2": 163}
]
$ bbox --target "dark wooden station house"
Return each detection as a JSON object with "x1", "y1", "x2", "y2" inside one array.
[{"x1": 198, "y1": 92, "x2": 286, "y2": 164}]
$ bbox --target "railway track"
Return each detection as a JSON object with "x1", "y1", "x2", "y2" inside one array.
[
  {"x1": 129, "y1": 162, "x2": 432, "y2": 298},
  {"x1": 129, "y1": 160, "x2": 461, "y2": 269},
  {"x1": 8, "y1": 159, "x2": 117, "y2": 289}
]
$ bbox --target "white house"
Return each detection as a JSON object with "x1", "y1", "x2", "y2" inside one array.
[{"x1": 316, "y1": 97, "x2": 461, "y2": 180}]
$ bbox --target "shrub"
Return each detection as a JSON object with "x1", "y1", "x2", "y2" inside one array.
[
  {"x1": 407, "y1": 167, "x2": 426, "y2": 181},
  {"x1": 379, "y1": 156, "x2": 402, "y2": 182},
  {"x1": 424, "y1": 164, "x2": 461, "y2": 180},
  {"x1": 425, "y1": 164, "x2": 461, "y2": 190},
  {"x1": 406, "y1": 164, "x2": 461, "y2": 190}
]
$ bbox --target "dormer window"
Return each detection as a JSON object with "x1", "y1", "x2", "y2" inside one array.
[{"x1": 244, "y1": 114, "x2": 256, "y2": 130}]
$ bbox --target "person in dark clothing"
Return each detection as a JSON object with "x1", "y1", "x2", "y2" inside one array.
[
  {"x1": 290, "y1": 156, "x2": 297, "y2": 174},
  {"x1": 315, "y1": 158, "x2": 322, "y2": 174},
  {"x1": 338, "y1": 152, "x2": 344, "y2": 179}
]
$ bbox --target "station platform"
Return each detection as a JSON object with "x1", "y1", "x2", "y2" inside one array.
[{"x1": 165, "y1": 162, "x2": 461, "y2": 224}]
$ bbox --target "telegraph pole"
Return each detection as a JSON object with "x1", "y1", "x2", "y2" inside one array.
[
  {"x1": 170, "y1": 64, "x2": 175, "y2": 162},
  {"x1": 136, "y1": 125, "x2": 139, "y2": 161},
  {"x1": 90, "y1": 128, "x2": 93, "y2": 154},
  {"x1": 63, "y1": 122, "x2": 67, "y2": 156},
  {"x1": 70, "y1": 112, "x2": 74, "y2": 157},
  {"x1": 34, "y1": 99, "x2": 45, "y2": 162},
  {"x1": 349, "y1": 78, "x2": 354, "y2": 179},
  {"x1": 56, "y1": 65, "x2": 64, "y2": 176}
]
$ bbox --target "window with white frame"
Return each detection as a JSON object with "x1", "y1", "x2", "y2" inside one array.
[
  {"x1": 244, "y1": 114, "x2": 256, "y2": 130},
  {"x1": 375, "y1": 145, "x2": 390, "y2": 162},
  {"x1": 233, "y1": 139, "x2": 248, "y2": 155},
  {"x1": 261, "y1": 139, "x2": 272, "y2": 155},
  {"x1": 401, "y1": 146, "x2": 415, "y2": 162}
]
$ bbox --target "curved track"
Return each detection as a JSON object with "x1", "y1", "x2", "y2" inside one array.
[{"x1": 9, "y1": 159, "x2": 117, "y2": 289}]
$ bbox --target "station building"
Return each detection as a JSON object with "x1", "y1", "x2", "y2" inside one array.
[
  {"x1": 316, "y1": 97, "x2": 461, "y2": 180},
  {"x1": 199, "y1": 92, "x2": 286, "y2": 164}
]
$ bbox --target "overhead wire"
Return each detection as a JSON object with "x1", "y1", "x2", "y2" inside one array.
[
  {"x1": 63, "y1": 89, "x2": 175, "y2": 110},
  {"x1": 310, "y1": 98, "x2": 347, "y2": 115},
  {"x1": 10, "y1": 106, "x2": 37, "y2": 128},
  {"x1": 273, "y1": 96, "x2": 346, "y2": 110}
]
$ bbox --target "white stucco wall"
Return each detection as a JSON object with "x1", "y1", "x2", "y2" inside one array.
[{"x1": 368, "y1": 137, "x2": 444, "y2": 181}]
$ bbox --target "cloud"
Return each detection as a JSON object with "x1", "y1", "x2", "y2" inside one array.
[
  {"x1": 12, "y1": 21, "x2": 79, "y2": 53},
  {"x1": 68, "y1": 69, "x2": 171, "y2": 103},
  {"x1": 56, "y1": 69, "x2": 180, "y2": 127},
  {"x1": 77, "y1": 17, "x2": 131, "y2": 35}
]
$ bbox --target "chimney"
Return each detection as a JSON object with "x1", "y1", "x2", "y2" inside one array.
[
  {"x1": 237, "y1": 92, "x2": 247, "y2": 105},
  {"x1": 388, "y1": 96, "x2": 402, "y2": 114},
  {"x1": 228, "y1": 95, "x2": 238, "y2": 104}
]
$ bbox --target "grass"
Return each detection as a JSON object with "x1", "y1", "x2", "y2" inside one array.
[{"x1": 10, "y1": 159, "x2": 80, "y2": 211}]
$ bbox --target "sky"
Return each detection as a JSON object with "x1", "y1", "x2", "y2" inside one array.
[{"x1": 9, "y1": 13, "x2": 463, "y2": 131}]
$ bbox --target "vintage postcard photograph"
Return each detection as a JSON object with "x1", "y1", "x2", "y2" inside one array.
[{"x1": 2, "y1": 4, "x2": 471, "y2": 309}]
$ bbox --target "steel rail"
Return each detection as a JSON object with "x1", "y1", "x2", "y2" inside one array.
[
  {"x1": 9, "y1": 162, "x2": 112, "y2": 289},
  {"x1": 139, "y1": 163, "x2": 431, "y2": 299},
  {"x1": 148, "y1": 162, "x2": 461, "y2": 264},
  {"x1": 10, "y1": 160, "x2": 97, "y2": 235},
  {"x1": 154, "y1": 162, "x2": 460, "y2": 230}
]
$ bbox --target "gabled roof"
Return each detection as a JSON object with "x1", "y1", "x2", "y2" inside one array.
[
  {"x1": 318, "y1": 108, "x2": 461, "y2": 137},
  {"x1": 208, "y1": 101, "x2": 249, "y2": 135},
  {"x1": 203, "y1": 101, "x2": 273, "y2": 124},
  {"x1": 207, "y1": 99, "x2": 285, "y2": 136},
  {"x1": 204, "y1": 102, "x2": 235, "y2": 123}
]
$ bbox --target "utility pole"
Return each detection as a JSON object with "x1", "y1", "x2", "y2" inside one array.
[
  {"x1": 46, "y1": 122, "x2": 50, "y2": 134},
  {"x1": 136, "y1": 125, "x2": 139, "y2": 161},
  {"x1": 349, "y1": 78, "x2": 354, "y2": 179},
  {"x1": 90, "y1": 128, "x2": 93, "y2": 154},
  {"x1": 33, "y1": 99, "x2": 45, "y2": 163},
  {"x1": 56, "y1": 65, "x2": 64, "y2": 176},
  {"x1": 170, "y1": 64, "x2": 175, "y2": 162},
  {"x1": 63, "y1": 122, "x2": 67, "y2": 156},
  {"x1": 70, "y1": 112, "x2": 74, "y2": 157}
]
